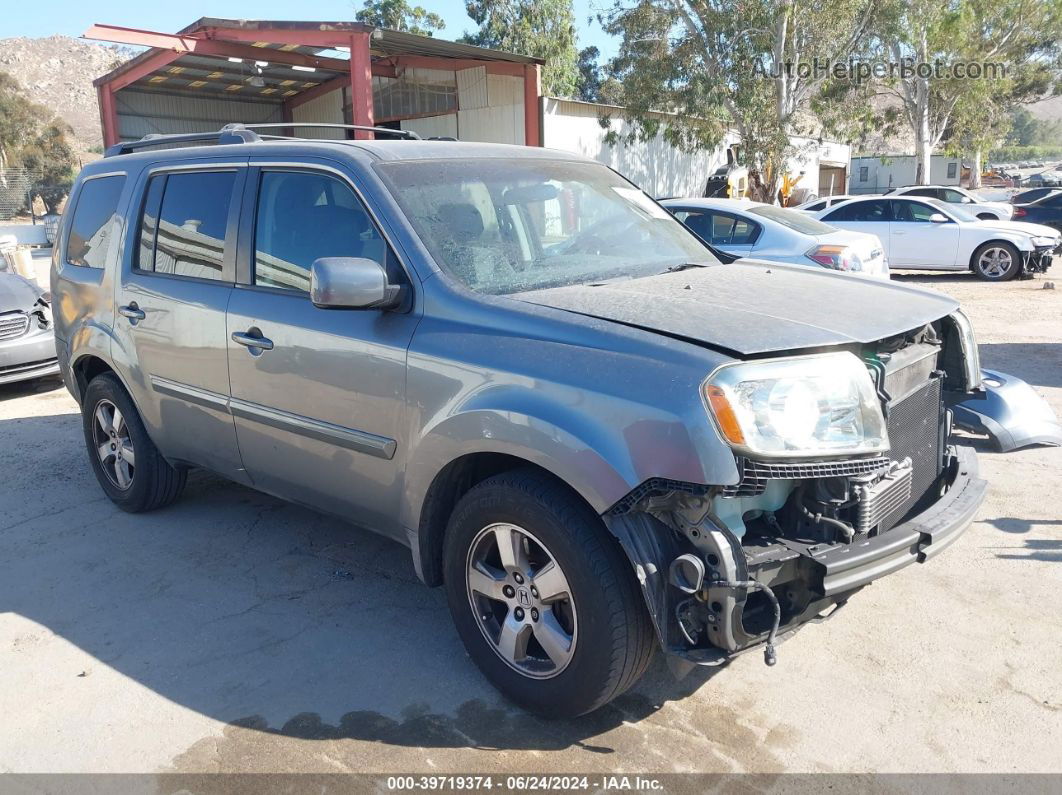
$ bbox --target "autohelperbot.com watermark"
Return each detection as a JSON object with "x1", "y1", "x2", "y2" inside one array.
[{"x1": 755, "y1": 58, "x2": 1007, "y2": 81}]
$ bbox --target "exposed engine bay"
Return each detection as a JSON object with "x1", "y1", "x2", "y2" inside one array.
[{"x1": 605, "y1": 315, "x2": 988, "y2": 669}]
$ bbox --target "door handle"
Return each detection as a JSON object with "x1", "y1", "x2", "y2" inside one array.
[
  {"x1": 893, "y1": 231, "x2": 905, "y2": 235},
  {"x1": 231, "y1": 331, "x2": 274, "y2": 351},
  {"x1": 117, "y1": 303, "x2": 146, "y2": 322}
]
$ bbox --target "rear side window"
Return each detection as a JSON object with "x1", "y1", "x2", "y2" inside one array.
[
  {"x1": 253, "y1": 170, "x2": 387, "y2": 292},
  {"x1": 135, "y1": 171, "x2": 236, "y2": 281},
  {"x1": 824, "y1": 199, "x2": 891, "y2": 222},
  {"x1": 65, "y1": 175, "x2": 126, "y2": 268}
]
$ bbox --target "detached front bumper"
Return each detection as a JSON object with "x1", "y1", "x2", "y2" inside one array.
[
  {"x1": 1023, "y1": 245, "x2": 1056, "y2": 275},
  {"x1": 812, "y1": 445, "x2": 985, "y2": 596},
  {"x1": 612, "y1": 445, "x2": 986, "y2": 667}
]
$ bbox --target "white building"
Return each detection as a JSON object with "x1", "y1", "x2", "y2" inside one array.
[{"x1": 849, "y1": 154, "x2": 963, "y2": 194}]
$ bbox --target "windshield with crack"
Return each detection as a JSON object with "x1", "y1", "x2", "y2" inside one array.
[{"x1": 377, "y1": 158, "x2": 716, "y2": 294}]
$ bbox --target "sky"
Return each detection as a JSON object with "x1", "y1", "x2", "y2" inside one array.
[{"x1": 3, "y1": 0, "x2": 618, "y2": 59}]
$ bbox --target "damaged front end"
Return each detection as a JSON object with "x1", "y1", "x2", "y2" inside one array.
[{"x1": 605, "y1": 314, "x2": 988, "y2": 669}]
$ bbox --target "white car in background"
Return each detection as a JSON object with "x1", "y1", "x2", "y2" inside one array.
[
  {"x1": 792, "y1": 194, "x2": 860, "y2": 214},
  {"x1": 661, "y1": 197, "x2": 889, "y2": 278},
  {"x1": 886, "y1": 185, "x2": 1013, "y2": 220},
  {"x1": 814, "y1": 196, "x2": 1059, "y2": 280}
]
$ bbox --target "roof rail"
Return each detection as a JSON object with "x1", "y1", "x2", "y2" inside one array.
[
  {"x1": 103, "y1": 122, "x2": 421, "y2": 158},
  {"x1": 104, "y1": 127, "x2": 262, "y2": 157},
  {"x1": 223, "y1": 122, "x2": 421, "y2": 140}
]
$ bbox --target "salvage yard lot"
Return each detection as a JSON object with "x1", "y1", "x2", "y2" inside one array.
[{"x1": 0, "y1": 273, "x2": 1059, "y2": 774}]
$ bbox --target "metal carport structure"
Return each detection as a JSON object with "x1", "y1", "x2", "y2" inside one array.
[{"x1": 86, "y1": 18, "x2": 544, "y2": 147}]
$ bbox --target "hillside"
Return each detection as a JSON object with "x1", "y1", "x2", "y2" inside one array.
[
  {"x1": 1028, "y1": 94, "x2": 1062, "y2": 123},
  {"x1": 0, "y1": 35, "x2": 132, "y2": 152}
]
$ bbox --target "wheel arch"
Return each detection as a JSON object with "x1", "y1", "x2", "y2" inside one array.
[
  {"x1": 411, "y1": 451, "x2": 606, "y2": 587},
  {"x1": 968, "y1": 237, "x2": 1025, "y2": 271}
]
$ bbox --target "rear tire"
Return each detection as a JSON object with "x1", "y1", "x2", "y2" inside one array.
[
  {"x1": 442, "y1": 469, "x2": 654, "y2": 718},
  {"x1": 82, "y1": 373, "x2": 187, "y2": 512},
  {"x1": 972, "y1": 241, "x2": 1021, "y2": 281}
]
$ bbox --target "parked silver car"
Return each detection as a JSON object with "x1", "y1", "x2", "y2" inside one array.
[
  {"x1": 0, "y1": 270, "x2": 58, "y2": 386},
  {"x1": 661, "y1": 197, "x2": 890, "y2": 277},
  {"x1": 53, "y1": 125, "x2": 988, "y2": 717}
]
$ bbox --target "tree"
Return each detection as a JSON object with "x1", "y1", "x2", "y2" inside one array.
[
  {"x1": 576, "y1": 46, "x2": 603, "y2": 102},
  {"x1": 602, "y1": 0, "x2": 879, "y2": 201},
  {"x1": 354, "y1": 0, "x2": 445, "y2": 35},
  {"x1": 21, "y1": 121, "x2": 78, "y2": 215},
  {"x1": 461, "y1": 0, "x2": 579, "y2": 97},
  {"x1": 0, "y1": 72, "x2": 46, "y2": 171},
  {"x1": 0, "y1": 71, "x2": 77, "y2": 214},
  {"x1": 876, "y1": 0, "x2": 1062, "y2": 184}
]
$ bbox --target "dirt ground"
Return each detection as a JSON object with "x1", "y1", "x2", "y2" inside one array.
[{"x1": 0, "y1": 272, "x2": 1059, "y2": 775}]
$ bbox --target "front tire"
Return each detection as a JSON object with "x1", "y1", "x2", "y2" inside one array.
[
  {"x1": 81, "y1": 373, "x2": 187, "y2": 512},
  {"x1": 972, "y1": 241, "x2": 1021, "y2": 281},
  {"x1": 443, "y1": 469, "x2": 654, "y2": 718}
]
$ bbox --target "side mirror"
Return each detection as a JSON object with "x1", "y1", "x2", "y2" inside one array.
[
  {"x1": 310, "y1": 257, "x2": 403, "y2": 310},
  {"x1": 929, "y1": 213, "x2": 949, "y2": 223}
]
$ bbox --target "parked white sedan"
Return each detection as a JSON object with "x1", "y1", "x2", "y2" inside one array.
[
  {"x1": 887, "y1": 185, "x2": 1013, "y2": 220},
  {"x1": 661, "y1": 197, "x2": 889, "y2": 278},
  {"x1": 815, "y1": 196, "x2": 1059, "y2": 280}
]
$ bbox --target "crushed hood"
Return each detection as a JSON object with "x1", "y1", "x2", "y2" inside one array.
[
  {"x1": 0, "y1": 272, "x2": 43, "y2": 311},
  {"x1": 516, "y1": 261, "x2": 959, "y2": 356}
]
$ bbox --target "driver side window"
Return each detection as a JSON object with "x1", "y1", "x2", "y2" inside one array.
[{"x1": 253, "y1": 170, "x2": 388, "y2": 292}]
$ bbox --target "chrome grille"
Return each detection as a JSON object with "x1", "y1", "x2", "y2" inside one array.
[{"x1": 0, "y1": 313, "x2": 29, "y2": 341}]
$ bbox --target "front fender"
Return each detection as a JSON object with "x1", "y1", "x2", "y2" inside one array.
[{"x1": 401, "y1": 382, "x2": 740, "y2": 542}]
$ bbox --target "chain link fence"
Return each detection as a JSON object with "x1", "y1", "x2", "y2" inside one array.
[{"x1": 0, "y1": 167, "x2": 40, "y2": 221}]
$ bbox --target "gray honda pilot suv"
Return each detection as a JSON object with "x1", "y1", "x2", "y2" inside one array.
[{"x1": 53, "y1": 125, "x2": 987, "y2": 718}]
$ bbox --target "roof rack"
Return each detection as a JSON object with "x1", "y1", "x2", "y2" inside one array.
[
  {"x1": 225, "y1": 122, "x2": 421, "y2": 140},
  {"x1": 104, "y1": 122, "x2": 419, "y2": 157}
]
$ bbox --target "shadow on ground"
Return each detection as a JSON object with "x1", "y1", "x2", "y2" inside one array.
[
  {"x1": 0, "y1": 375, "x2": 65, "y2": 402},
  {"x1": 891, "y1": 272, "x2": 976, "y2": 284},
  {"x1": 0, "y1": 409, "x2": 720, "y2": 755}
]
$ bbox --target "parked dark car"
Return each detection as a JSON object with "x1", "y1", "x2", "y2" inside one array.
[
  {"x1": 1022, "y1": 173, "x2": 1062, "y2": 189},
  {"x1": 0, "y1": 270, "x2": 59, "y2": 386},
  {"x1": 1011, "y1": 187, "x2": 1060, "y2": 205},
  {"x1": 1013, "y1": 191, "x2": 1062, "y2": 232}
]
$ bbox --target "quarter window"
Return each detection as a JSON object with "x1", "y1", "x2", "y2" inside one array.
[
  {"x1": 65, "y1": 175, "x2": 126, "y2": 269},
  {"x1": 253, "y1": 171, "x2": 387, "y2": 292},
  {"x1": 136, "y1": 171, "x2": 236, "y2": 281}
]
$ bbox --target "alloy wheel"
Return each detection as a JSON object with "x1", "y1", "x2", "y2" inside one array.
[
  {"x1": 91, "y1": 399, "x2": 135, "y2": 490},
  {"x1": 465, "y1": 523, "x2": 578, "y2": 679},
  {"x1": 977, "y1": 247, "x2": 1013, "y2": 278}
]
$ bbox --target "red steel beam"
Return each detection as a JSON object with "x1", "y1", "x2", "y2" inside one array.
[
  {"x1": 96, "y1": 83, "x2": 120, "y2": 147},
  {"x1": 349, "y1": 32, "x2": 375, "y2": 139},
  {"x1": 389, "y1": 55, "x2": 528, "y2": 77},
  {"x1": 523, "y1": 64, "x2": 541, "y2": 147},
  {"x1": 196, "y1": 25, "x2": 370, "y2": 49},
  {"x1": 85, "y1": 24, "x2": 354, "y2": 79}
]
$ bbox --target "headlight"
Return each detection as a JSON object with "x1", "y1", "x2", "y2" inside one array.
[
  {"x1": 703, "y1": 352, "x2": 889, "y2": 458},
  {"x1": 948, "y1": 309, "x2": 982, "y2": 392}
]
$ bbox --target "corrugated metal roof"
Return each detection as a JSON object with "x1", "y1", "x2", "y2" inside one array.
[{"x1": 96, "y1": 18, "x2": 541, "y2": 103}]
